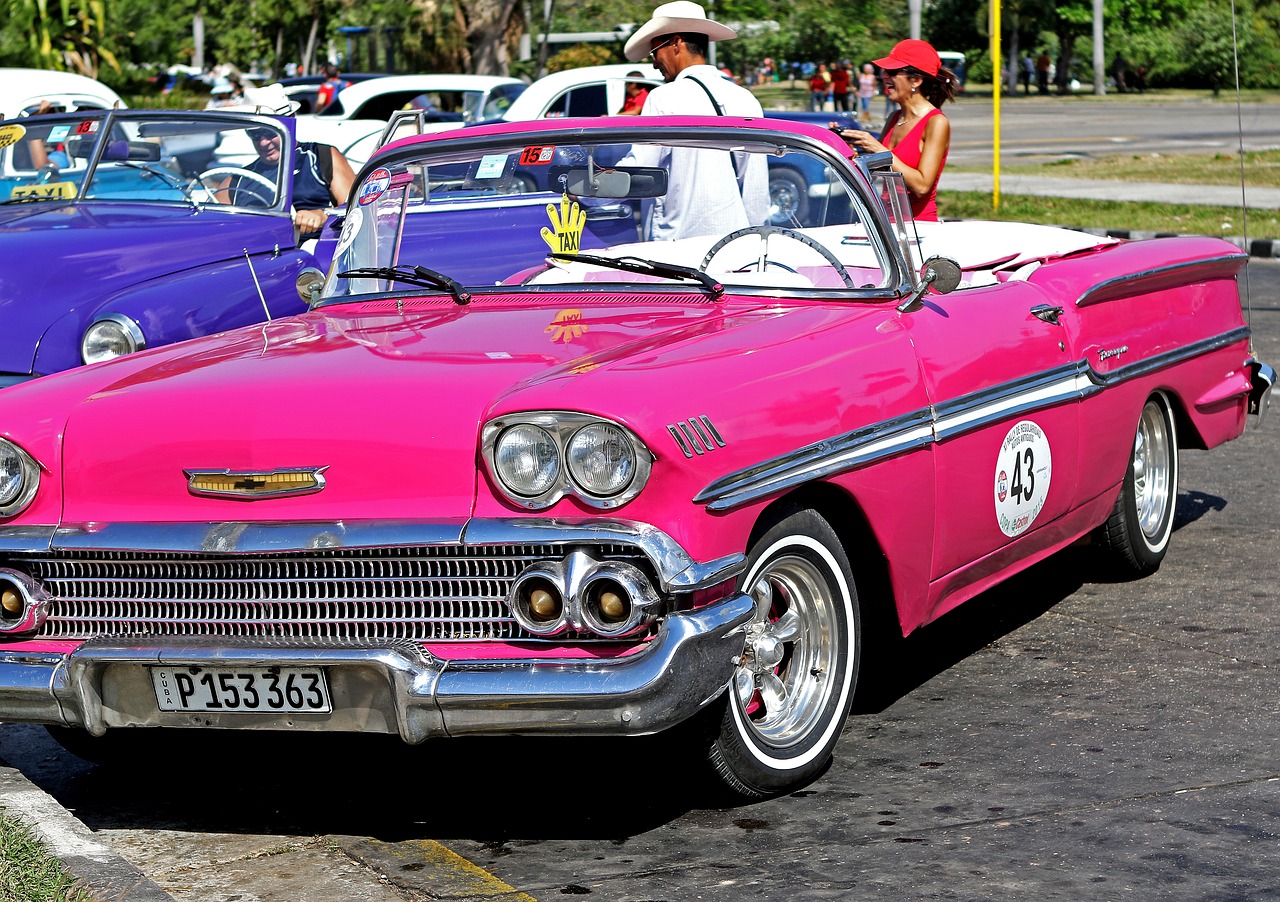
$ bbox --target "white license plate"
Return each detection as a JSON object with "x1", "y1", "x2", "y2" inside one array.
[{"x1": 151, "y1": 666, "x2": 332, "y2": 714}]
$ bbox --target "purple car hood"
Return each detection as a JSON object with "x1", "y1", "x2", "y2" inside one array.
[
  {"x1": 47, "y1": 295, "x2": 784, "y2": 525},
  {"x1": 0, "y1": 203, "x2": 291, "y2": 374}
]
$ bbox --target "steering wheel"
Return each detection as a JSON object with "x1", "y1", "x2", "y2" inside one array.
[
  {"x1": 196, "y1": 166, "x2": 277, "y2": 207},
  {"x1": 699, "y1": 226, "x2": 855, "y2": 289}
]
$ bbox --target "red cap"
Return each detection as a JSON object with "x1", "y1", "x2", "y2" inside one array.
[{"x1": 873, "y1": 39, "x2": 941, "y2": 76}]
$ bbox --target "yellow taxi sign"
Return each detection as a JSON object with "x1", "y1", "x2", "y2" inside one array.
[
  {"x1": 0, "y1": 123, "x2": 27, "y2": 151},
  {"x1": 11, "y1": 181, "x2": 77, "y2": 200}
]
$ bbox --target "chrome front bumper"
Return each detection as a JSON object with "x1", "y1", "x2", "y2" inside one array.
[{"x1": 0, "y1": 592, "x2": 755, "y2": 741}]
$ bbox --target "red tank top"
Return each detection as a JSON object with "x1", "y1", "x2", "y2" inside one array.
[{"x1": 881, "y1": 108, "x2": 947, "y2": 221}]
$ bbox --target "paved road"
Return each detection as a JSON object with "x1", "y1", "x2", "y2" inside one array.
[
  {"x1": 1, "y1": 259, "x2": 1276, "y2": 900},
  {"x1": 941, "y1": 96, "x2": 1280, "y2": 167}
]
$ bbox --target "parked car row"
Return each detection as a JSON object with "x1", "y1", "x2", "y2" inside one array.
[{"x1": 0, "y1": 105, "x2": 1270, "y2": 799}]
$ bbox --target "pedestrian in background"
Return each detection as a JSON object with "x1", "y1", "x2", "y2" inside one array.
[
  {"x1": 809, "y1": 67, "x2": 827, "y2": 111},
  {"x1": 1020, "y1": 54, "x2": 1034, "y2": 94},
  {"x1": 315, "y1": 64, "x2": 348, "y2": 111},
  {"x1": 831, "y1": 62, "x2": 850, "y2": 112},
  {"x1": 857, "y1": 63, "x2": 876, "y2": 122},
  {"x1": 1035, "y1": 50, "x2": 1051, "y2": 94}
]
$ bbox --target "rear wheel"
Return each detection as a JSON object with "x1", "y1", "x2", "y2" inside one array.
[
  {"x1": 705, "y1": 508, "x2": 859, "y2": 799},
  {"x1": 1099, "y1": 393, "x2": 1178, "y2": 574}
]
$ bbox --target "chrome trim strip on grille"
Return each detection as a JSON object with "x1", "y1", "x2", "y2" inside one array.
[{"x1": 0, "y1": 526, "x2": 57, "y2": 554}]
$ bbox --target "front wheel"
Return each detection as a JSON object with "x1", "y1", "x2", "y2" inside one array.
[
  {"x1": 1098, "y1": 393, "x2": 1178, "y2": 574},
  {"x1": 705, "y1": 508, "x2": 860, "y2": 799}
]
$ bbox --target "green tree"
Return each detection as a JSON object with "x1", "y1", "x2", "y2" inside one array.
[{"x1": 1, "y1": 0, "x2": 120, "y2": 75}]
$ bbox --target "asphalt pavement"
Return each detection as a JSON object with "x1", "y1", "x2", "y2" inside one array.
[{"x1": 0, "y1": 179, "x2": 1274, "y2": 895}]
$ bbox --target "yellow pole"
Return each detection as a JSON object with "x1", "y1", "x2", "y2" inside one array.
[{"x1": 991, "y1": 0, "x2": 1001, "y2": 210}]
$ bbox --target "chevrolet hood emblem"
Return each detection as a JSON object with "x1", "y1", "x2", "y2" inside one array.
[{"x1": 183, "y1": 467, "x2": 329, "y2": 500}]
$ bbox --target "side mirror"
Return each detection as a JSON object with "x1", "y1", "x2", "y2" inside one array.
[
  {"x1": 295, "y1": 267, "x2": 325, "y2": 307},
  {"x1": 897, "y1": 256, "x2": 962, "y2": 313}
]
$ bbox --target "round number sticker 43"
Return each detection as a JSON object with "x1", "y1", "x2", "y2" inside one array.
[{"x1": 994, "y1": 420, "x2": 1052, "y2": 537}]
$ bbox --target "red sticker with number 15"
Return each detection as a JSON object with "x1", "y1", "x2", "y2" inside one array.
[{"x1": 519, "y1": 145, "x2": 555, "y2": 165}]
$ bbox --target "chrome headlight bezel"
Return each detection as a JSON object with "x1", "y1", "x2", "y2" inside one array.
[
  {"x1": 0, "y1": 439, "x2": 40, "y2": 518},
  {"x1": 482, "y1": 412, "x2": 653, "y2": 511},
  {"x1": 81, "y1": 313, "x2": 145, "y2": 365}
]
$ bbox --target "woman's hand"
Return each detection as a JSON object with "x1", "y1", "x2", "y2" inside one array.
[{"x1": 835, "y1": 127, "x2": 887, "y2": 155}]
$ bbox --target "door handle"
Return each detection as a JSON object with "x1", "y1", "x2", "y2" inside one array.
[{"x1": 1031, "y1": 303, "x2": 1064, "y2": 325}]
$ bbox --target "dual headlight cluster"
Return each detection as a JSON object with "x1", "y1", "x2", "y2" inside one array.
[
  {"x1": 482, "y1": 412, "x2": 652, "y2": 510},
  {"x1": 0, "y1": 439, "x2": 39, "y2": 518}
]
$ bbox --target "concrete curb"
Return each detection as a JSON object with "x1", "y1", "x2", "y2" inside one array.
[
  {"x1": 0, "y1": 765, "x2": 175, "y2": 901},
  {"x1": 1065, "y1": 226, "x2": 1280, "y2": 258}
]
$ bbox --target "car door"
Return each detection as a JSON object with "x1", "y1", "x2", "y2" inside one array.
[{"x1": 904, "y1": 280, "x2": 1083, "y2": 612}]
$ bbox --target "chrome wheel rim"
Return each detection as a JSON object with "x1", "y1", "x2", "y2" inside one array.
[
  {"x1": 734, "y1": 553, "x2": 839, "y2": 749},
  {"x1": 1134, "y1": 400, "x2": 1172, "y2": 541}
]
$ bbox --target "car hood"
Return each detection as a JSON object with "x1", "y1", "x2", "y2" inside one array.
[
  {"x1": 50, "y1": 295, "x2": 784, "y2": 525},
  {"x1": 0, "y1": 203, "x2": 291, "y2": 375}
]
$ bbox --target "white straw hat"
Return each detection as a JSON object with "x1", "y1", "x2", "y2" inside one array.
[
  {"x1": 623, "y1": 1, "x2": 738, "y2": 62},
  {"x1": 218, "y1": 83, "x2": 301, "y2": 116}
]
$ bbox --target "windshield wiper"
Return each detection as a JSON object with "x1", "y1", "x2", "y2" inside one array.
[
  {"x1": 549, "y1": 252, "x2": 724, "y2": 300},
  {"x1": 336, "y1": 264, "x2": 471, "y2": 306}
]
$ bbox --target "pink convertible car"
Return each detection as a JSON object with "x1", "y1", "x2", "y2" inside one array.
[{"x1": 0, "y1": 117, "x2": 1271, "y2": 798}]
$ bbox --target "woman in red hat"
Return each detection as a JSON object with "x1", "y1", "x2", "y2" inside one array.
[{"x1": 837, "y1": 39, "x2": 958, "y2": 221}]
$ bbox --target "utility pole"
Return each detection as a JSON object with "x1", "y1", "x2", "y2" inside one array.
[
  {"x1": 1093, "y1": 0, "x2": 1106, "y2": 95},
  {"x1": 909, "y1": 0, "x2": 921, "y2": 40}
]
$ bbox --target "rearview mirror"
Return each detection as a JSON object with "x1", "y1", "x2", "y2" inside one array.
[{"x1": 548, "y1": 165, "x2": 667, "y2": 198}]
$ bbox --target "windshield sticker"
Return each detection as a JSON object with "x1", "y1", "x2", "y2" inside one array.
[
  {"x1": 11, "y1": 181, "x2": 77, "y2": 200},
  {"x1": 334, "y1": 206, "x2": 363, "y2": 257},
  {"x1": 0, "y1": 124, "x2": 27, "y2": 150},
  {"x1": 545, "y1": 308, "x2": 588, "y2": 343},
  {"x1": 541, "y1": 194, "x2": 585, "y2": 256},
  {"x1": 75, "y1": 120, "x2": 98, "y2": 135},
  {"x1": 358, "y1": 167, "x2": 392, "y2": 206},
  {"x1": 994, "y1": 420, "x2": 1053, "y2": 538},
  {"x1": 475, "y1": 154, "x2": 508, "y2": 179},
  {"x1": 46, "y1": 125, "x2": 71, "y2": 142},
  {"x1": 519, "y1": 145, "x2": 556, "y2": 165}
]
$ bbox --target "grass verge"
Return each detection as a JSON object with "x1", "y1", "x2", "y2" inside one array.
[
  {"x1": 939, "y1": 191, "x2": 1280, "y2": 239},
  {"x1": 0, "y1": 811, "x2": 92, "y2": 902}
]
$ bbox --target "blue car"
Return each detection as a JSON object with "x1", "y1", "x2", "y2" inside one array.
[{"x1": 0, "y1": 109, "x2": 322, "y2": 387}]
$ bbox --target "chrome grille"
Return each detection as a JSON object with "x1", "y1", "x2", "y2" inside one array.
[{"x1": 18, "y1": 544, "x2": 650, "y2": 642}]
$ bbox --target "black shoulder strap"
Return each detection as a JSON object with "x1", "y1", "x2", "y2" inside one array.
[
  {"x1": 684, "y1": 76, "x2": 725, "y2": 115},
  {"x1": 316, "y1": 143, "x2": 334, "y2": 189}
]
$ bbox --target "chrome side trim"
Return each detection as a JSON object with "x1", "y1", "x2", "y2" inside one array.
[
  {"x1": 694, "y1": 330, "x2": 1253, "y2": 513},
  {"x1": 1075, "y1": 253, "x2": 1249, "y2": 307},
  {"x1": 694, "y1": 409, "x2": 934, "y2": 512},
  {"x1": 932, "y1": 361, "x2": 1094, "y2": 441},
  {"x1": 1088, "y1": 328, "x2": 1252, "y2": 388}
]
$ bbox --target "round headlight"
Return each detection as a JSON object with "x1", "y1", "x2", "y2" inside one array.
[
  {"x1": 494, "y1": 424, "x2": 560, "y2": 497},
  {"x1": 0, "y1": 440, "x2": 39, "y2": 517},
  {"x1": 81, "y1": 315, "x2": 144, "y2": 365},
  {"x1": 566, "y1": 422, "x2": 636, "y2": 497}
]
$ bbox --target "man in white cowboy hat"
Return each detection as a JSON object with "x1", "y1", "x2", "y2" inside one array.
[
  {"x1": 619, "y1": 0, "x2": 769, "y2": 240},
  {"x1": 216, "y1": 84, "x2": 354, "y2": 242}
]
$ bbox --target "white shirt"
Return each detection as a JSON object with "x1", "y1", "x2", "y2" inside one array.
[{"x1": 624, "y1": 66, "x2": 771, "y2": 241}]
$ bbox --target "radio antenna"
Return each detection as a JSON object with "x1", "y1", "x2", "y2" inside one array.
[{"x1": 1228, "y1": 0, "x2": 1253, "y2": 326}]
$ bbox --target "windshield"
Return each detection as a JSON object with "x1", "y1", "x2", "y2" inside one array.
[
  {"x1": 0, "y1": 111, "x2": 291, "y2": 209},
  {"x1": 324, "y1": 127, "x2": 908, "y2": 302}
]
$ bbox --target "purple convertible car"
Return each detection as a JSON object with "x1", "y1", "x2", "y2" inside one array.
[{"x1": 0, "y1": 109, "x2": 324, "y2": 387}]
